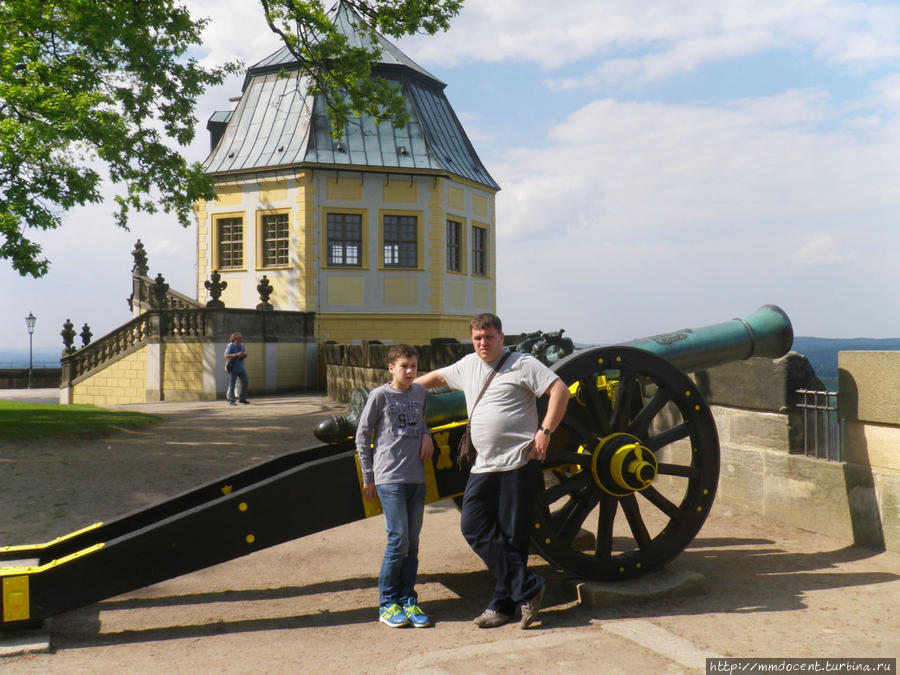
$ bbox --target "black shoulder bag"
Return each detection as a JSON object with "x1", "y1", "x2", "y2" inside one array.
[{"x1": 457, "y1": 350, "x2": 511, "y2": 470}]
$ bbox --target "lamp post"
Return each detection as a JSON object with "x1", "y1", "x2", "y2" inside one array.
[{"x1": 25, "y1": 312, "x2": 36, "y2": 389}]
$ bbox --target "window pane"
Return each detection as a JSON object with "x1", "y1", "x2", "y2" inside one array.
[
  {"x1": 217, "y1": 217, "x2": 243, "y2": 269},
  {"x1": 384, "y1": 215, "x2": 417, "y2": 267},
  {"x1": 262, "y1": 213, "x2": 289, "y2": 267},
  {"x1": 327, "y1": 213, "x2": 362, "y2": 266},
  {"x1": 472, "y1": 226, "x2": 487, "y2": 275},
  {"x1": 446, "y1": 219, "x2": 460, "y2": 272}
]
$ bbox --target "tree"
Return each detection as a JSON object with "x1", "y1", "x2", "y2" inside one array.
[
  {"x1": 0, "y1": 1, "x2": 240, "y2": 277},
  {"x1": 260, "y1": 1, "x2": 463, "y2": 133},
  {"x1": 0, "y1": 0, "x2": 462, "y2": 278}
]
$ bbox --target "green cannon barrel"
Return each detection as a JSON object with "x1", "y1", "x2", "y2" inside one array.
[{"x1": 619, "y1": 304, "x2": 793, "y2": 374}]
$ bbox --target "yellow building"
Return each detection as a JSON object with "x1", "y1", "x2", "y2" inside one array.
[{"x1": 197, "y1": 2, "x2": 500, "y2": 345}]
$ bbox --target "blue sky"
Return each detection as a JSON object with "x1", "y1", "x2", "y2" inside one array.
[{"x1": 3, "y1": 0, "x2": 900, "y2": 354}]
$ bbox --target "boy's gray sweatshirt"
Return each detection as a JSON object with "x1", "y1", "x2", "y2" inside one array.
[{"x1": 355, "y1": 382, "x2": 428, "y2": 485}]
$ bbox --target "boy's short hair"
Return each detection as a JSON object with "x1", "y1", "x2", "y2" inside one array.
[
  {"x1": 470, "y1": 313, "x2": 502, "y2": 333},
  {"x1": 387, "y1": 344, "x2": 418, "y2": 366}
]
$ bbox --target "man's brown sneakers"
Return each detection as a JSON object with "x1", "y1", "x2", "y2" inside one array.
[
  {"x1": 473, "y1": 608, "x2": 513, "y2": 628},
  {"x1": 520, "y1": 585, "x2": 545, "y2": 629}
]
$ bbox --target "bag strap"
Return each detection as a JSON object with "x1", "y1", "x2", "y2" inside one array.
[{"x1": 469, "y1": 350, "x2": 511, "y2": 421}]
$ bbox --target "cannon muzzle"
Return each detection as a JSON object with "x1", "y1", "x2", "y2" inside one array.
[{"x1": 620, "y1": 304, "x2": 793, "y2": 373}]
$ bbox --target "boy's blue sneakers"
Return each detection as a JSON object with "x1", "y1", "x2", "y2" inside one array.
[
  {"x1": 379, "y1": 603, "x2": 409, "y2": 628},
  {"x1": 402, "y1": 598, "x2": 430, "y2": 628}
]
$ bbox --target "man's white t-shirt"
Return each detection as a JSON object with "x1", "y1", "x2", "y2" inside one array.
[{"x1": 441, "y1": 351, "x2": 560, "y2": 473}]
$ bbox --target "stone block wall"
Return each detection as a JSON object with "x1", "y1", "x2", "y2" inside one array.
[
  {"x1": 70, "y1": 348, "x2": 148, "y2": 405},
  {"x1": 161, "y1": 342, "x2": 205, "y2": 401},
  {"x1": 0, "y1": 369, "x2": 61, "y2": 389},
  {"x1": 703, "y1": 352, "x2": 898, "y2": 553},
  {"x1": 324, "y1": 340, "x2": 473, "y2": 401},
  {"x1": 275, "y1": 342, "x2": 311, "y2": 390}
]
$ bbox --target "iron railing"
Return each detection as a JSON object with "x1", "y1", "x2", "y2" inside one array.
[{"x1": 795, "y1": 388, "x2": 843, "y2": 461}]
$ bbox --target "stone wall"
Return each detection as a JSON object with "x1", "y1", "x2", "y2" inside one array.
[
  {"x1": 0, "y1": 369, "x2": 61, "y2": 389},
  {"x1": 324, "y1": 339, "x2": 473, "y2": 401},
  {"x1": 700, "y1": 352, "x2": 898, "y2": 553}
]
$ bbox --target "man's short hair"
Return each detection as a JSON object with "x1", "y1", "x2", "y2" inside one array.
[
  {"x1": 470, "y1": 313, "x2": 502, "y2": 333},
  {"x1": 228, "y1": 332, "x2": 242, "y2": 342},
  {"x1": 387, "y1": 344, "x2": 418, "y2": 366}
]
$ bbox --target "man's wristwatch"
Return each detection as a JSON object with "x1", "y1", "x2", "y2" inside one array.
[{"x1": 539, "y1": 426, "x2": 553, "y2": 436}]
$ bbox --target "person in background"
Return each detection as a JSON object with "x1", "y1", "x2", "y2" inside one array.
[{"x1": 225, "y1": 332, "x2": 249, "y2": 405}]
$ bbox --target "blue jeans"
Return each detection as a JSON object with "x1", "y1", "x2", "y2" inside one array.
[
  {"x1": 227, "y1": 371, "x2": 248, "y2": 402},
  {"x1": 375, "y1": 482, "x2": 426, "y2": 607},
  {"x1": 460, "y1": 462, "x2": 545, "y2": 616}
]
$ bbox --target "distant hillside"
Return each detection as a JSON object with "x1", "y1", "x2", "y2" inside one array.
[
  {"x1": 792, "y1": 336, "x2": 900, "y2": 387},
  {"x1": 2, "y1": 348, "x2": 62, "y2": 369}
]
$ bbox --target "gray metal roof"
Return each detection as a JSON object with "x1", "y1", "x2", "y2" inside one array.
[
  {"x1": 204, "y1": 1, "x2": 498, "y2": 190},
  {"x1": 247, "y1": 2, "x2": 442, "y2": 87}
]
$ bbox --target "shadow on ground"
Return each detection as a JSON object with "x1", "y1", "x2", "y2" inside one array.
[{"x1": 47, "y1": 534, "x2": 896, "y2": 651}]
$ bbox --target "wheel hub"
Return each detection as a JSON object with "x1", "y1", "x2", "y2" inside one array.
[{"x1": 591, "y1": 432, "x2": 658, "y2": 496}]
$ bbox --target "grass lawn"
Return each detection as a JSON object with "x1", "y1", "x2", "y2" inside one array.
[{"x1": 0, "y1": 401, "x2": 161, "y2": 441}]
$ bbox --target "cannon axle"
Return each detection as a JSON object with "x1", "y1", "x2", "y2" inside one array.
[{"x1": 594, "y1": 433, "x2": 659, "y2": 495}]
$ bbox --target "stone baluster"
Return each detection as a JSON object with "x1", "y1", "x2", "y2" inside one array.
[
  {"x1": 205, "y1": 270, "x2": 227, "y2": 308},
  {"x1": 61, "y1": 319, "x2": 77, "y2": 356},
  {"x1": 131, "y1": 239, "x2": 149, "y2": 276},
  {"x1": 257, "y1": 275, "x2": 274, "y2": 311},
  {"x1": 150, "y1": 274, "x2": 169, "y2": 309}
]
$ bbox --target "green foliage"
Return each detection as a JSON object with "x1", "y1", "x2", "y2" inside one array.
[
  {"x1": 0, "y1": 400, "x2": 161, "y2": 440},
  {"x1": 0, "y1": 0, "x2": 240, "y2": 277},
  {"x1": 0, "y1": 0, "x2": 462, "y2": 277},
  {"x1": 260, "y1": 0, "x2": 463, "y2": 134}
]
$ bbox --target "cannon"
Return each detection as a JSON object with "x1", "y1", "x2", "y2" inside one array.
[{"x1": 0, "y1": 305, "x2": 791, "y2": 631}]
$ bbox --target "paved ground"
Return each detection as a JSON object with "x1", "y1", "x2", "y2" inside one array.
[
  {"x1": 0, "y1": 391, "x2": 898, "y2": 673},
  {"x1": 0, "y1": 388, "x2": 58, "y2": 404}
]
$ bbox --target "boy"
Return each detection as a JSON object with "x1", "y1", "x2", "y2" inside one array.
[{"x1": 356, "y1": 344, "x2": 435, "y2": 628}]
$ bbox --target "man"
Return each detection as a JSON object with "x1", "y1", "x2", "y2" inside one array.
[
  {"x1": 224, "y1": 332, "x2": 249, "y2": 405},
  {"x1": 415, "y1": 313, "x2": 569, "y2": 628}
]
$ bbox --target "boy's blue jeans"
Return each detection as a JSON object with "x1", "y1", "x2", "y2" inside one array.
[{"x1": 375, "y1": 482, "x2": 426, "y2": 607}]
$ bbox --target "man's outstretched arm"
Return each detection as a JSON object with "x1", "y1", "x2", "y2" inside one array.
[{"x1": 415, "y1": 370, "x2": 447, "y2": 389}]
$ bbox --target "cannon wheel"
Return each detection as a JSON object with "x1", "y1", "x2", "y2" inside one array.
[{"x1": 532, "y1": 346, "x2": 719, "y2": 581}]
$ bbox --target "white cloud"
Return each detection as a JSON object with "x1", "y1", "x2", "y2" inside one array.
[
  {"x1": 792, "y1": 233, "x2": 850, "y2": 266},
  {"x1": 489, "y1": 88, "x2": 900, "y2": 340},
  {"x1": 454, "y1": 112, "x2": 493, "y2": 145},
  {"x1": 869, "y1": 73, "x2": 900, "y2": 111},
  {"x1": 403, "y1": 0, "x2": 900, "y2": 83},
  {"x1": 188, "y1": 0, "x2": 281, "y2": 69}
]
